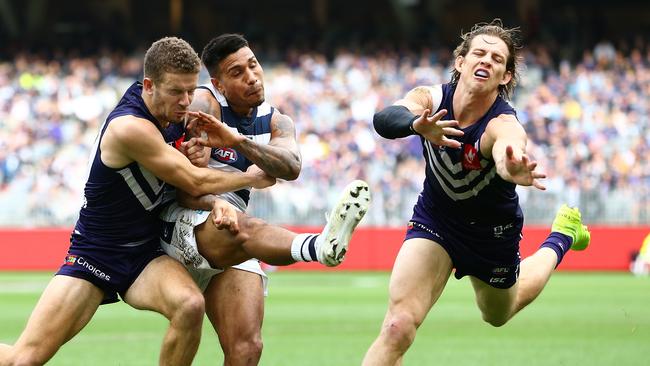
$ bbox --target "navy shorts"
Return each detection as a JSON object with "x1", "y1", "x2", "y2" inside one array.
[
  {"x1": 404, "y1": 203, "x2": 523, "y2": 289},
  {"x1": 56, "y1": 233, "x2": 165, "y2": 304}
]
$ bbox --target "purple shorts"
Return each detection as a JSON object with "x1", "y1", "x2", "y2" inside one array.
[
  {"x1": 56, "y1": 233, "x2": 165, "y2": 304},
  {"x1": 404, "y1": 203, "x2": 523, "y2": 289}
]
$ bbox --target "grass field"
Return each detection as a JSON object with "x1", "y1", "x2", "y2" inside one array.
[{"x1": 1, "y1": 271, "x2": 649, "y2": 365}]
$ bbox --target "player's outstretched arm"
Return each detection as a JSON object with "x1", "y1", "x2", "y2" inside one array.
[
  {"x1": 484, "y1": 114, "x2": 546, "y2": 190},
  {"x1": 374, "y1": 85, "x2": 463, "y2": 147},
  {"x1": 104, "y1": 115, "x2": 274, "y2": 197},
  {"x1": 411, "y1": 108, "x2": 464, "y2": 148},
  {"x1": 186, "y1": 90, "x2": 301, "y2": 180},
  {"x1": 188, "y1": 110, "x2": 301, "y2": 181}
]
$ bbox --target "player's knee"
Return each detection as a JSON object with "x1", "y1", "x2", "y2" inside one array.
[
  {"x1": 0, "y1": 345, "x2": 13, "y2": 366},
  {"x1": 173, "y1": 290, "x2": 205, "y2": 327},
  {"x1": 11, "y1": 347, "x2": 51, "y2": 366},
  {"x1": 240, "y1": 215, "x2": 267, "y2": 232},
  {"x1": 382, "y1": 312, "x2": 418, "y2": 348},
  {"x1": 12, "y1": 357, "x2": 44, "y2": 366},
  {"x1": 225, "y1": 336, "x2": 263, "y2": 362}
]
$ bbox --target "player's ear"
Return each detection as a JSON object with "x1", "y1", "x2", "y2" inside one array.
[
  {"x1": 211, "y1": 77, "x2": 226, "y2": 95},
  {"x1": 454, "y1": 56, "x2": 464, "y2": 73},
  {"x1": 143, "y1": 78, "x2": 154, "y2": 95},
  {"x1": 500, "y1": 70, "x2": 512, "y2": 86}
]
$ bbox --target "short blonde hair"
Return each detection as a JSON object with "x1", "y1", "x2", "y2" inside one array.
[{"x1": 143, "y1": 37, "x2": 201, "y2": 83}]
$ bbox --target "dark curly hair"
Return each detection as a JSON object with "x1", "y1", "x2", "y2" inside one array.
[{"x1": 201, "y1": 34, "x2": 249, "y2": 77}]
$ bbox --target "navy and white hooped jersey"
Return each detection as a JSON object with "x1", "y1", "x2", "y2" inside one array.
[
  {"x1": 198, "y1": 83, "x2": 274, "y2": 211},
  {"x1": 74, "y1": 82, "x2": 184, "y2": 248},
  {"x1": 418, "y1": 83, "x2": 521, "y2": 225}
]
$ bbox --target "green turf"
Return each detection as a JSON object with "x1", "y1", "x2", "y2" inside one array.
[{"x1": 1, "y1": 272, "x2": 649, "y2": 365}]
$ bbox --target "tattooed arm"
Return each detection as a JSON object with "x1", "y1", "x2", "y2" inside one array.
[{"x1": 234, "y1": 110, "x2": 302, "y2": 181}]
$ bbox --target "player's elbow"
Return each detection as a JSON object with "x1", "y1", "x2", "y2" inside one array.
[
  {"x1": 373, "y1": 109, "x2": 393, "y2": 139},
  {"x1": 283, "y1": 172, "x2": 300, "y2": 181},
  {"x1": 276, "y1": 153, "x2": 301, "y2": 181},
  {"x1": 284, "y1": 162, "x2": 301, "y2": 181},
  {"x1": 373, "y1": 105, "x2": 416, "y2": 139},
  {"x1": 183, "y1": 183, "x2": 204, "y2": 198}
]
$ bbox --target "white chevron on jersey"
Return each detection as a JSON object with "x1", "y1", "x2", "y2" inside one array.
[
  {"x1": 425, "y1": 140, "x2": 488, "y2": 186},
  {"x1": 116, "y1": 164, "x2": 166, "y2": 210}
]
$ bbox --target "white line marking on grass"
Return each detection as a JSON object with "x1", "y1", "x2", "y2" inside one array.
[{"x1": 0, "y1": 281, "x2": 48, "y2": 294}]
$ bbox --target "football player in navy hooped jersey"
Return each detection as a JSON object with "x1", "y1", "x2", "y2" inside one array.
[
  {"x1": 159, "y1": 33, "x2": 371, "y2": 365},
  {"x1": 185, "y1": 34, "x2": 299, "y2": 366},
  {"x1": 363, "y1": 19, "x2": 590, "y2": 365}
]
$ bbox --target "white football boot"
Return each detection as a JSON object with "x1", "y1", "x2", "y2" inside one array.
[{"x1": 317, "y1": 180, "x2": 371, "y2": 266}]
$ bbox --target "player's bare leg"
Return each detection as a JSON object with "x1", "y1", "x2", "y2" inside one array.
[
  {"x1": 196, "y1": 180, "x2": 371, "y2": 268},
  {"x1": 123, "y1": 255, "x2": 205, "y2": 366},
  {"x1": 204, "y1": 268, "x2": 264, "y2": 366},
  {"x1": 0, "y1": 345, "x2": 10, "y2": 361},
  {"x1": 0, "y1": 275, "x2": 103, "y2": 366},
  {"x1": 362, "y1": 239, "x2": 453, "y2": 366},
  {"x1": 471, "y1": 205, "x2": 591, "y2": 326},
  {"x1": 196, "y1": 213, "x2": 295, "y2": 267}
]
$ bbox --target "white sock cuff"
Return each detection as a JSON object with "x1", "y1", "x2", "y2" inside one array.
[{"x1": 291, "y1": 233, "x2": 315, "y2": 262}]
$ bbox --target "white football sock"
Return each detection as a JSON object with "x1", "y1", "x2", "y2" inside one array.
[{"x1": 290, "y1": 233, "x2": 319, "y2": 262}]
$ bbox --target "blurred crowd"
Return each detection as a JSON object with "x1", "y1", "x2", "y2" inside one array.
[{"x1": 0, "y1": 41, "x2": 648, "y2": 227}]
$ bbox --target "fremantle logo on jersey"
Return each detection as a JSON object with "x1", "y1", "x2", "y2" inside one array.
[
  {"x1": 212, "y1": 148, "x2": 238, "y2": 163},
  {"x1": 462, "y1": 142, "x2": 481, "y2": 170}
]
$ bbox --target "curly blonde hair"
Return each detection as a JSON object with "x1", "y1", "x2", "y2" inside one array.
[
  {"x1": 144, "y1": 37, "x2": 201, "y2": 83},
  {"x1": 450, "y1": 19, "x2": 522, "y2": 100}
]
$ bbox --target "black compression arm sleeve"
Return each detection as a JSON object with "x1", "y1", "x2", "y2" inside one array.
[{"x1": 373, "y1": 105, "x2": 419, "y2": 139}]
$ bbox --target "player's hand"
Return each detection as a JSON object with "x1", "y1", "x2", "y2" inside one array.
[
  {"x1": 180, "y1": 137, "x2": 210, "y2": 167},
  {"x1": 503, "y1": 145, "x2": 546, "y2": 190},
  {"x1": 211, "y1": 198, "x2": 240, "y2": 233},
  {"x1": 187, "y1": 111, "x2": 246, "y2": 148},
  {"x1": 412, "y1": 109, "x2": 464, "y2": 148},
  {"x1": 246, "y1": 165, "x2": 276, "y2": 189}
]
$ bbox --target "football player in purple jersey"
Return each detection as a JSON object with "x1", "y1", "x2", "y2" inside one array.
[{"x1": 363, "y1": 20, "x2": 590, "y2": 365}]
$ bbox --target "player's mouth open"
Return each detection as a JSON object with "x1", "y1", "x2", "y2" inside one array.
[{"x1": 474, "y1": 69, "x2": 489, "y2": 79}]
